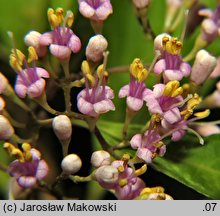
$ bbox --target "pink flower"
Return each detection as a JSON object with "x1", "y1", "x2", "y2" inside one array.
[
  {"x1": 199, "y1": 4, "x2": 220, "y2": 43},
  {"x1": 78, "y1": 0, "x2": 113, "y2": 21},
  {"x1": 4, "y1": 143, "x2": 48, "y2": 188},
  {"x1": 130, "y1": 128, "x2": 166, "y2": 163},
  {"x1": 119, "y1": 58, "x2": 149, "y2": 111},
  {"x1": 39, "y1": 8, "x2": 81, "y2": 60},
  {"x1": 154, "y1": 36, "x2": 191, "y2": 82}
]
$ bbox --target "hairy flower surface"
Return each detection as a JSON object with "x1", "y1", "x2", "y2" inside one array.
[
  {"x1": 40, "y1": 8, "x2": 81, "y2": 60},
  {"x1": 4, "y1": 143, "x2": 48, "y2": 188},
  {"x1": 78, "y1": 0, "x2": 113, "y2": 21}
]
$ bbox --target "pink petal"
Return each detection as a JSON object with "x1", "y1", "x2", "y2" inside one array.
[
  {"x1": 118, "y1": 85, "x2": 130, "y2": 98},
  {"x1": 79, "y1": 2, "x2": 95, "y2": 18},
  {"x1": 145, "y1": 94, "x2": 163, "y2": 114},
  {"x1": 154, "y1": 59, "x2": 166, "y2": 75},
  {"x1": 93, "y1": 99, "x2": 115, "y2": 114},
  {"x1": 39, "y1": 32, "x2": 53, "y2": 46},
  {"x1": 198, "y1": 9, "x2": 213, "y2": 18},
  {"x1": 127, "y1": 96, "x2": 143, "y2": 111},
  {"x1": 153, "y1": 84, "x2": 165, "y2": 98},
  {"x1": 180, "y1": 62, "x2": 191, "y2": 77},
  {"x1": 164, "y1": 69, "x2": 183, "y2": 81},
  {"x1": 30, "y1": 149, "x2": 41, "y2": 160},
  {"x1": 18, "y1": 176, "x2": 36, "y2": 188},
  {"x1": 95, "y1": 2, "x2": 113, "y2": 21},
  {"x1": 77, "y1": 97, "x2": 98, "y2": 117},
  {"x1": 105, "y1": 86, "x2": 114, "y2": 99},
  {"x1": 36, "y1": 160, "x2": 48, "y2": 180},
  {"x1": 50, "y1": 44, "x2": 71, "y2": 60},
  {"x1": 36, "y1": 67, "x2": 50, "y2": 78},
  {"x1": 68, "y1": 34, "x2": 81, "y2": 53},
  {"x1": 137, "y1": 148, "x2": 153, "y2": 164},
  {"x1": 27, "y1": 79, "x2": 46, "y2": 98},
  {"x1": 163, "y1": 107, "x2": 181, "y2": 124},
  {"x1": 14, "y1": 77, "x2": 27, "y2": 98},
  {"x1": 130, "y1": 134, "x2": 142, "y2": 149},
  {"x1": 202, "y1": 19, "x2": 218, "y2": 35},
  {"x1": 171, "y1": 130, "x2": 185, "y2": 141}
]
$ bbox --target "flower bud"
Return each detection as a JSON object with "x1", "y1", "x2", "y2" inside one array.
[
  {"x1": 91, "y1": 150, "x2": 111, "y2": 168},
  {"x1": 52, "y1": 115, "x2": 72, "y2": 141},
  {"x1": 132, "y1": 0, "x2": 150, "y2": 9},
  {"x1": 86, "y1": 34, "x2": 108, "y2": 63},
  {"x1": 94, "y1": 165, "x2": 119, "y2": 186},
  {"x1": 0, "y1": 72, "x2": 8, "y2": 94},
  {"x1": 24, "y1": 31, "x2": 47, "y2": 57},
  {"x1": 0, "y1": 97, "x2": 6, "y2": 111},
  {"x1": 191, "y1": 49, "x2": 217, "y2": 85},
  {"x1": 0, "y1": 115, "x2": 14, "y2": 140},
  {"x1": 61, "y1": 154, "x2": 82, "y2": 174},
  {"x1": 154, "y1": 33, "x2": 171, "y2": 55}
]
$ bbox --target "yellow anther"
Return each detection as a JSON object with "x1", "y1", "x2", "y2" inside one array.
[
  {"x1": 194, "y1": 109, "x2": 210, "y2": 118},
  {"x1": 135, "y1": 164, "x2": 147, "y2": 176},
  {"x1": 163, "y1": 80, "x2": 180, "y2": 97},
  {"x1": 81, "y1": 60, "x2": 91, "y2": 75},
  {"x1": 28, "y1": 46, "x2": 38, "y2": 63},
  {"x1": 182, "y1": 83, "x2": 190, "y2": 98},
  {"x1": 22, "y1": 143, "x2": 31, "y2": 152},
  {"x1": 140, "y1": 186, "x2": 164, "y2": 195},
  {"x1": 162, "y1": 36, "x2": 182, "y2": 55},
  {"x1": 86, "y1": 73, "x2": 95, "y2": 87},
  {"x1": 24, "y1": 151, "x2": 32, "y2": 161},
  {"x1": 97, "y1": 64, "x2": 104, "y2": 77},
  {"x1": 48, "y1": 8, "x2": 59, "y2": 28},
  {"x1": 137, "y1": 68, "x2": 148, "y2": 82},
  {"x1": 119, "y1": 179, "x2": 128, "y2": 187},
  {"x1": 171, "y1": 87, "x2": 183, "y2": 97},
  {"x1": 11, "y1": 149, "x2": 25, "y2": 163},
  {"x1": 56, "y1": 8, "x2": 64, "y2": 24},
  {"x1": 10, "y1": 55, "x2": 22, "y2": 72},
  {"x1": 117, "y1": 165, "x2": 125, "y2": 173},
  {"x1": 3, "y1": 142, "x2": 16, "y2": 154},
  {"x1": 187, "y1": 94, "x2": 201, "y2": 110},
  {"x1": 122, "y1": 154, "x2": 130, "y2": 162},
  {"x1": 140, "y1": 187, "x2": 152, "y2": 195},
  {"x1": 152, "y1": 114, "x2": 161, "y2": 124},
  {"x1": 9, "y1": 49, "x2": 25, "y2": 71},
  {"x1": 66, "y1": 11, "x2": 74, "y2": 27},
  {"x1": 130, "y1": 58, "x2": 148, "y2": 82}
]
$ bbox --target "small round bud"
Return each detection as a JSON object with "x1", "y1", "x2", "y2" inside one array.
[
  {"x1": 0, "y1": 72, "x2": 8, "y2": 94},
  {"x1": 191, "y1": 49, "x2": 217, "y2": 85},
  {"x1": 94, "y1": 165, "x2": 119, "y2": 186},
  {"x1": 91, "y1": 150, "x2": 111, "y2": 168},
  {"x1": 61, "y1": 154, "x2": 82, "y2": 174},
  {"x1": 0, "y1": 115, "x2": 14, "y2": 140},
  {"x1": 132, "y1": 0, "x2": 150, "y2": 9},
  {"x1": 86, "y1": 34, "x2": 108, "y2": 63},
  {"x1": 52, "y1": 115, "x2": 72, "y2": 141}
]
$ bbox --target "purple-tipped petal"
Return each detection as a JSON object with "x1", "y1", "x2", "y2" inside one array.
[
  {"x1": 68, "y1": 34, "x2": 81, "y2": 53},
  {"x1": 154, "y1": 59, "x2": 166, "y2": 75},
  {"x1": 127, "y1": 96, "x2": 143, "y2": 111},
  {"x1": 27, "y1": 78, "x2": 46, "y2": 98},
  {"x1": 50, "y1": 44, "x2": 72, "y2": 60},
  {"x1": 130, "y1": 134, "x2": 142, "y2": 149}
]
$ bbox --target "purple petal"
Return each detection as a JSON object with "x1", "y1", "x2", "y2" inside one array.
[
  {"x1": 171, "y1": 130, "x2": 186, "y2": 141},
  {"x1": 18, "y1": 176, "x2": 36, "y2": 188},
  {"x1": 27, "y1": 78, "x2": 46, "y2": 98},
  {"x1": 36, "y1": 160, "x2": 48, "y2": 180},
  {"x1": 30, "y1": 149, "x2": 41, "y2": 160},
  {"x1": 93, "y1": 99, "x2": 115, "y2": 114},
  {"x1": 115, "y1": 184, "x2": 132, "y2": 200},
  {"x1": 137, "y1": 148, "x2": 153, "y2": 164},
  {"x1": 163, "y1": 107, "x2": 181, "y2": 124},
  {"x1": 50, "y1": 44, "x2": 71, "y2": 60},
  {"x1": 127, "y1": 96, "x2": 143, "y2": 111},
  {"x1": 154, "y1": 59, "x2": 166, "y2": 75},
  {"x1": 68, "y1": 34, "x2": 81, "y2": 53},
  {"x1": 39, "y1": 32, "x2": 53, "y2": 46},
  {"x1": 118, "y1": 85, "x2": 130, "y2": 98},
  {"x1": 130, "y1": 134, "x2": 142, "y2": 149}
]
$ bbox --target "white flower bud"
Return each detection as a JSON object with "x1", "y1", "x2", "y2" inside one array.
[
  {"x1": 61, "y1": 154, "x2": 82, "y2": 174},
  {"x1": 154, "y1": 33, "x2": 171, "y2": 55},
  {"x1": 132, "y1": 0, "x2": 150, "y2": 9},
  {"x1": 52, "y1": 115, "x2": 72, "y2": 141},
  {"x1": 191, "y1": 49, "x2": 217, "y2": 85},
  {"x1": 94, "y1": 165, "x2": 118, "y2": 184},
  {"x1": 0, "y1": 115, "x2": 14, "y2": 140},
  {"x1": 91, "y1": 150, "x2": 111, "y2": 168},
  {"x1": 0, "y1": 72, "x2": 8, "y2": 94},
  {"x1": 86, "y1": 34, "x2": 108, "y2": 63}
]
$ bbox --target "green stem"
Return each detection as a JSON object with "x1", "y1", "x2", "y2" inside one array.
[
  {"x1": 123, "y1": 108, "x2": 136, "y2": 140},
  {"x1": 69, "y1": 174, "x2": 93, "y2": 183}
]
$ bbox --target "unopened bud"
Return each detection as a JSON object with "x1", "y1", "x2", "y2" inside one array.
[
  {"x1": 0, "y1": 115, "x2": 14, "y2": 140},
  {"x1": 86, "y1": 34, "x2": 108, "y2": 63},
  {"x1": 61, "y1": 154, "x2": 82, "y2": 174},
  {"x1": 91, "y1": 150, "x2": 111, "y2": 168},
  {"x1": 191, "y1": 49, "x2": 217, "y2": 85},
  {"x1": 94, "y1": 165, "x2": 119, "y2": 185},
  {"x1": 0, "y1": 72, "x2": 8, "y2": 94},
  {"x1": 52, "y1": 115, "x2": 72, "y2": 141},
  {"x1": 132, "y1": 0, "x2": 150, "y2": 9}
]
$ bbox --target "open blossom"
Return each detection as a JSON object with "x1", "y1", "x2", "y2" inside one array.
[
  {"x1": 10, "y1": 47, "x2": 49, "y2": 98},
  {"x1": 154, "y1": 35, "x2": 191, "y2": 82},
  {"x1": 77, "y1": 61, "x2": 115, "y2": 117},
  {"x1": 130, "y1": 127, "x2": 166, "y2": 163},
  {"x1": 119, "y1": 58, "x2": 149, "y2": 111},
  {"x1": 78, "y1": 0, "x2": 113, "y2": 21},
  {"x1": 39, "y1": 8, "x2": 81, "y2": 60},
  {"x1": 95, "y1": 156, "x2": 146, "y2": 199},
  {"x1": 4, "y1": 143, "x2": 48, "y2": 188},
  {"x1": 199, "y1": 4, "x2": 220, "y2": 43}
]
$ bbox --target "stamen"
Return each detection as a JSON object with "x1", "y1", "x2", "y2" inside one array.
[
  {"x1": 118, "y1": 165, "x2": 125, "y2": 173},
  {"x1": 180, "y1": 10, "x2": 189, "y2": 43},
  {"x1": 119, "y1": 179, "x2": 128, "y2": 187},
  {"x1": 86, "y1": 74, "x2": 95, "y2": 87},
  {"x1": 48, "y1": 8, "x2": 59, "y2": 28},
  {"x1": 3, "y1": 142, "x2": 16, "y2": 154},
  {"x1": 135, "y1": 164, "x2": 147, "y2": 175},
  {"x1": 28, "y1": 46, "x2": 38, "y2": 63},
  {"x1": 162, "y1": 36, "x2": 182, "y2": 55},
  {"x1": 11, "y1": 149, "x2": 25, "y2": 162},
  {"x1": 194, "y1": 109, "x2": 210, "y2": 118},
  {"x1": 65, "y1": 10, "x2": 74, "y2": 27},
  {"x1": 170, "y1": 94, "x2": 193, "y2": 109},
  {"x1": 163, "y1": 80, "x2": 180, "y2": 97},
  {"x1": 56, "y1": 8, "x2": 64, "y2": 25},
  {"x1": 98, "y1": 51, "x2": 109, "y2": 87},
  {"x1": 81, "y1": 60, "x2": 91, "y2": 74},
  {"x1": 187, "y1": 127, "x2": 204, "y2": 145}
]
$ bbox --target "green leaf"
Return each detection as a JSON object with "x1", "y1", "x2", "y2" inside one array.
[{"x1": 96, "y1": 120, "x2": 220, "y2": 199}]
